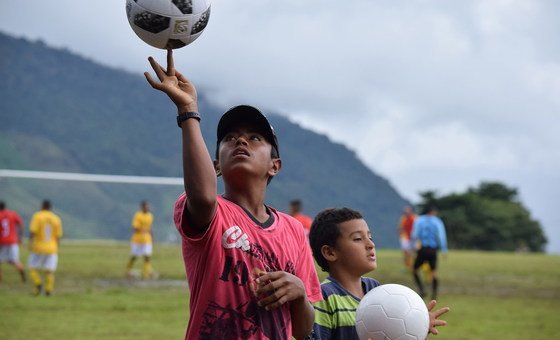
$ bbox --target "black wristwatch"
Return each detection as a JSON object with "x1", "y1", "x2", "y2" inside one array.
[{"x1": 177, "y1": 112, "x2": 201, "y2": 127}]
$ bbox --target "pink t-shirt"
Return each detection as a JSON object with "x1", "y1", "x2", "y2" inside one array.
[{"x1": 174, "y1": 194, "x2": 322, "y2": 339}]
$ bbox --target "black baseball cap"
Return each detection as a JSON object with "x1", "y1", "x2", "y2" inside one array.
[{"x1": 216, "y1": 105, "x2": 280, "y2": 159}]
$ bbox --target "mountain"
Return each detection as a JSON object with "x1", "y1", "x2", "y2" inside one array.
[{"x1": 0, "y1": 32, "x2": 408, "y2": 247}]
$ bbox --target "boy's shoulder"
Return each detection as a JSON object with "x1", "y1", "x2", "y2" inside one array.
[
  {"x1": 319, "y1": 277, "x2": 344, "y2": 298},
  {"x1": 362, "y1": 277, "x2": 382, "y2": 293},
  {"x1": 264, "y1": 205, "x2": 309, "y2": 233},
  {"x1": 216, "y1": 197, "x2": 308, "y2": 241},
  {"x1": 271, "y1": 207, "x2": 302, "y2": 225},
  {"x1": 320, "y1": 276, "x2": 381, "y2": 296}
]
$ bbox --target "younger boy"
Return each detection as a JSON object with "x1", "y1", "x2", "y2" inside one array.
[
  {"x1": 144, "y1": 49, "x2": 321, "y2": 339},
  {"x1": 309, "y1": 207, "x2": 449, "y2": 339}
]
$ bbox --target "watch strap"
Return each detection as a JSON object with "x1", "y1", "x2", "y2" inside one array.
[{"x1": 177, "y1": 112, "x2": 201, "y2": 127}]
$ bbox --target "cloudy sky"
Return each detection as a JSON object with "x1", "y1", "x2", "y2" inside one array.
[{"x1": 1, "y1": 0, "x2": 559, "y2": 253}]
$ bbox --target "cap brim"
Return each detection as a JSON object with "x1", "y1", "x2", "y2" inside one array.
[{"x1": 216, "y1": 105, "x2": 279, "y2": 157}]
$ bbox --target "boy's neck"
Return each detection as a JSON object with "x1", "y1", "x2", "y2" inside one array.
[
  {"x1": 329, "y1": 269, "x2": 366, "y2": 299},
  {"x1": 223, "y1": 190, "x2": 270, "y2": 223}
]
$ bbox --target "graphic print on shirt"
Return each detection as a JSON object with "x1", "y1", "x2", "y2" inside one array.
[
  {"x1": 198, "y1": 225, "x2": 295, "y2": 339},
  {"x1": 1, "y1": 217, "x2": 10, "y2": 238}
]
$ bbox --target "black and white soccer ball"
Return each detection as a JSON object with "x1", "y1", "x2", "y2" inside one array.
[
  {"x1": 355, "y1": 284, "x2": 430, "y2": 340},
  {"x1": 126, "y1": 0, "x2": 211, "y2": 49}
]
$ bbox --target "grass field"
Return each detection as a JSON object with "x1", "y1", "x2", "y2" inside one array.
[{"x1": 1, "y1": 241, "x2": 559, "y2": 339}]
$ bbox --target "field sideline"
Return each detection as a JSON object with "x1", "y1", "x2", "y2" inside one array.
[{"x1": 1, "y1": 241, "x2": 559, "y2": 339}]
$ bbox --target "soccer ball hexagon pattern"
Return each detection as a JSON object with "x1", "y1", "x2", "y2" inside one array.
[
  {"x1": 126, "y1": 0, "x2": 211, "y2": 49},
  {"x1": 355, "y1": 284, "x2": 429, "y2": 340}
]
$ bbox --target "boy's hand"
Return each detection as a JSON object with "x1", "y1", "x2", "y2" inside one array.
[
  {"x1": 254, "y1": 271, "x2": 306, "y2": 311},
  {"x1": 426, "y1": 300, "x2": 450, "y2": 336},
  {"x1": 144, "y1": 49, "x2": 198, "y2": 113}
]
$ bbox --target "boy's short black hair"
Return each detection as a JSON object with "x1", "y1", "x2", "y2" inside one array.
[{"x1": 309, "y1": 207, "x2": 363, "y2": 272}]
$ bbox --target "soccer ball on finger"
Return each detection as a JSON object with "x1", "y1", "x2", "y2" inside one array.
[
  {"x1": 355, "y1": 284, "x2": 429, "y2": 340},
  {"x1": 126, "y1": 0, "x2": 211, "y2": 49}
]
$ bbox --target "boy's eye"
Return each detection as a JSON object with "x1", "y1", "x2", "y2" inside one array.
[{"x1": 249, "y1": 135, "x2": 262, "y2": 141}]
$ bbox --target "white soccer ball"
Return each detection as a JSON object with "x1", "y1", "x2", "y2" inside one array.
[
  {"x1": 355, "y1": 284, "x2": 429, "y2": 340},
  {"x1": 125, "y1": 0, "x2": 211, "y2": 49}
]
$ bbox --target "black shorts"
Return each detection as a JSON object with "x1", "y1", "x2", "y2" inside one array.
[{"x1": 414, "y1": 247, "x2": 438, "y2": 271}]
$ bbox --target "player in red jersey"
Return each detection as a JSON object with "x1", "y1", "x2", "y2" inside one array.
[
  {"x1": 289, "y1": 199, "x2": 313, "y2": 239},
  {"x1": 398, "y1": 205, "x2": 417, "y2": 271},
  {"x1": 0, "y1": 201, "x2": 26, "y2": 283}
]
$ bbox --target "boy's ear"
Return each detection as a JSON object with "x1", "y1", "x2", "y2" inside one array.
[
  {"x1": 320, "y1": 245, "x2": 338, "y2": 262},
  {"x1": 268, "y1": 158, "x2": 282, "y2": 178},
  {"x1": 214, "y1": 160, "x2": 221, "y2": 177}
]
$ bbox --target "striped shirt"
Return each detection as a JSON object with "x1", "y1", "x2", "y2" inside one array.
[{"x1": 312, "y1": 276, "x2": 380, "y2": 339}]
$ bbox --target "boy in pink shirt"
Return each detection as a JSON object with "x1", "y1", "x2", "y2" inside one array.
[{"x1": 145, "y1": 50, "x2": 321, "y2": 339}]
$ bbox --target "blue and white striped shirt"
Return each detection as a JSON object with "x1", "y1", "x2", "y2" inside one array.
[{"x1": 312, "y1": 276, "x2": 381, "y2": 339}]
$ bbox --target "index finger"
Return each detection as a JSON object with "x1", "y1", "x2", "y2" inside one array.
[
  {"x1": 433, "y1": 306, "x2": 450, "y2": 318},
  {"x1": 426, "y1": 300, "x2": 437, "y2": 311},
  {"x1": 255, "y1": 271, "x2": 284, "y2": 284},
  {"x1": 166, "y1": 48, "x2": 175, "y2": 76},
  {"x1": 148, "y1": 56, "x2": 166, "y2": 81}
]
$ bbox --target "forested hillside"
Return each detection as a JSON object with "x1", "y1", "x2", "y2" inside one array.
[
  {"x1": 417, "y1": 182, "x2": 547, "y2": 252},
  {"x1": 0, "y1": 32, "x2": 408, "y2": 247}
]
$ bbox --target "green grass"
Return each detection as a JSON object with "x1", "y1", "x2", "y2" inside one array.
[{"x1": 1, "y1": 243, "x2": 559, "y2": 339}]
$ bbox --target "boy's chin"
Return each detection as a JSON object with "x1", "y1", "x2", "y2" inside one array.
[{"x1": 367, "y1": 262, "x2": 378, "y2": 271}]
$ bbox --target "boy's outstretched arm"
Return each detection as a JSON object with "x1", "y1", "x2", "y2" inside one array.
[
  {"x1": 145, "y1": 49, "x2": 217, "y2": 231},
  {"x1": 426, "y1": 300, "x2": 450, "y2": 336}
]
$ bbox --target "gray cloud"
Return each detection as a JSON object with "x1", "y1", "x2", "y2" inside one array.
[{"x1": 1, "y1": 0, "x2": 558, "y2": 252}]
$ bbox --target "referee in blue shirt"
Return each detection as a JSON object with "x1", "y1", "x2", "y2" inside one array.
[{"x1": 411, "y1": 205, "x2": 448, "y2": 300}]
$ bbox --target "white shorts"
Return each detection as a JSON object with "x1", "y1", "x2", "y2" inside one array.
[
  {"x1": 28, "y1": 253, "x2": 58, "y2": 271},
  {"x1": 0, "y1": 244, "x2": 20, "y2": 263},
  {"x1": 400, "y1": 238, "x2": 412, "y2": 251},
  {"x1": 131, "y1": 243, "x2": 152, "y2": 257}
]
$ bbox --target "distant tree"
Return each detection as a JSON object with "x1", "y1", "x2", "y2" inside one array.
[
  {"x1": 470, "y1": 182, "x2": 518, "y2": 201},
  {"x1": 417, "y1": 182, "x2": 547, "y2": 252},
  {"x1": 417, "y1": 191, "x2": 438, "y2": 214}
]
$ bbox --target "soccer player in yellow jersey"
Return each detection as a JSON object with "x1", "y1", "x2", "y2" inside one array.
[
  {"x1": 126, "y1": 201, "x2": 154, "y2": 279},
  {"x1": 28, "y1": 200, "x2": 63, "y2": 296}
]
